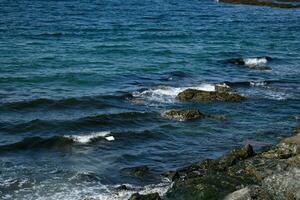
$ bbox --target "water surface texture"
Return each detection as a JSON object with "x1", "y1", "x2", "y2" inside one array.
[{"x1": 0, "y1": 0, "x2": 300, "y2": 199}]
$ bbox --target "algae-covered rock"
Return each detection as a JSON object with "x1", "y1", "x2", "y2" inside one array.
[
  {"x1": 129, "y1": 192, "x2": 161, "y2": 200},
  {"x1": 163, "y1": 109, "x2": 205, "y2": 121},
  {"x1": 176, "y1": 89, "x2": 244, "y2": 103}
]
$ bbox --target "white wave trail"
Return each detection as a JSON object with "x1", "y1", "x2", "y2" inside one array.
[{"x1": 66, "y1": 131, "x2": 114, "y2": 143}]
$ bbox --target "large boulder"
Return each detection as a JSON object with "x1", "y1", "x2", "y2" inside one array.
[
  {"x1": 177, "y1": 89, "x2": 245, "y2": 102},
  {"x1": 163, "y1": 109, "x2": 205, "y2": 121}
]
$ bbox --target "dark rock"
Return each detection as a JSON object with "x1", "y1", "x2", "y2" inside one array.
[
  {"x1": 163, "y1": 109, "x2": 205, "y2": 121},
  {"x1": 116, "y1": 184, "x2": 131, "y2": 190},
  {"x1": 128, "y1": 192, "x2": 161, "y2": 200},
  {"x1": 177, "y1": 89, "x2": 245, "y2": 102},
  {"x1": 122, "y1": 165, "x2": 150, "y2": 177},
  {"x1": 219, "y1": 0, "x2": 300, "y2": 8},
  {"x1": 227, "y1": 58, "x2": 246, "y2": 65},
  {"x1": 163, "y1": 171, "x2": 180, "y2": 181}
]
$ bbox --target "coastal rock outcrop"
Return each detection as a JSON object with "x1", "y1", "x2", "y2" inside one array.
[
  {"x1": 121, "y1": 165, "x2": 150, "y2": 177},
  {"x1": 176, "y1": 89, "x2": 245, "y2": 102},
  {"x1": 162, "y1": 109, "x2": 205, "y2": 121},
  {"x1": 164, "y1": 126, "x2": 300, "y2": 200}
]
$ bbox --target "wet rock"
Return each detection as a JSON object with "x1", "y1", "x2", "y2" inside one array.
[
  {"x1": 219, "y1": 0, "x2": 300, "y2": 8},
  {"x1": 116, "y1": 184, "x2": 132, "y2": 191},
  {"x1": 218, "y1": 144, "x2": 255, "y2": 169},
  {"x1": 122, "y1": 165, "x2": 150, "y2": 177},
  {"x1": 177, "y1": 89, "x2": 245, "y2": 102},
  {"x1": 162, "y1": 171, "x2": 180, "y2": 181},
  {"x1": 165, "y1": 126, "x2": 300, "y2": 200},
  {"x1": 128, "y1": 192, "x2": 161, "y2": 200},
  {"x1": 163, "y1": 109, "x2": 205, "y2": 121}
]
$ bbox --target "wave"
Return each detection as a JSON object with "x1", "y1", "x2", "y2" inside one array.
[
  {"x1": 132, "y1": 83, "x2": 216, "y2": 103},
  {"x1": 0, "y1": 112, "x2": 154, "y2": 133},
  {"x1": 0, "y1": 94, "x2": 130, "y2": 111},
  {"x1": 226, "y1": 56, "x2": 272, "y2": 69},
  {"x1": 66, "y1": 131, "x2": 114, "y2": 143},
  {"x1": 0, "y1": 132, "x2": 114, "y2": 153}
]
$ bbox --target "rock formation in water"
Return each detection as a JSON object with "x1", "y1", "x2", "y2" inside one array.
[
  {"x1": 163, "y1": 109, "x2": 205, "y2": 121},
  {"x1": 177, "y1": 89, "x2": 245, "y2": 102}
]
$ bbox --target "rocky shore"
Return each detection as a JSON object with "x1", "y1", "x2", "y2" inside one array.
[
  {"x1": 129, "y1": 126, "x2": 300, "y2": 200},
  {"x1": 219, "y1": 0, "x2": 300, "y2": 9}
]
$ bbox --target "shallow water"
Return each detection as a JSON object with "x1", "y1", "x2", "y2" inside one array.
[{"x1": 0, "y1": 0, "x2": 300, "y2": 199}]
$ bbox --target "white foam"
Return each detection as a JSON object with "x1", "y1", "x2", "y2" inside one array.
[
  {"x1": 86, "y1": 182, "x2": 172, "y2": 200},
  {"x1": 250, "y1": 81, "x2": 267, "y2": 87},
  {"x1": 105, "y1": 136, "x2": 115, "y2": 141},
  {"x1": 132, "y1": 83, "x2": 216, "y2": 103},
  {"x1": 244, "y1": 57, "x2": 268, "y2": 67},
  {"x1": 66, "y1": 131, "x2": 113, "y2": 144}
]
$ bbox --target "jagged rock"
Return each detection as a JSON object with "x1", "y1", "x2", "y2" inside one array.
[
  {"x1": 218, "y1": 144, "x2": 255, "y2": 169},
  {"x1": 163, "y1": 109, "x2": 205, "y2": 121},
  {"x1": 128, "y1": 192, "x2": 161, "y2": 200},
  {"x1": 177, "y1": 89, "x2": 244, "y2": 103}
]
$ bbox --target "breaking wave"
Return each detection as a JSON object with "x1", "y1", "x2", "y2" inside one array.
[
  {"x1": 0, "y1": 131, "x2": 114, "y2": 153},
  {"x1": 132, "y1": 83, "x2": 216, "y2": 103}
]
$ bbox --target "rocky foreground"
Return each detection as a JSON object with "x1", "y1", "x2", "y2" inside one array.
[
  {"x1": 219, "y1": 0, "x2": 300, "y2": 9},
  {"x1": 130, "y1": 126, "x2": 300, "y2": 200}
]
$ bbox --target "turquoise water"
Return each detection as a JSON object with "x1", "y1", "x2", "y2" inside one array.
[{"x1": 0, "y1": 0, "x2": 300, "y2": 199}]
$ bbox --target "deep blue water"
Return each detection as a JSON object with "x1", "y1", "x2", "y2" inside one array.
[{"x1": 0, "y1": 0, "x2": 300, "y2": 199}]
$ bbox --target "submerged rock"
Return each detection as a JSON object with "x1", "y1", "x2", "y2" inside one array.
[
  {"x1": 219, "y1": 0, "x2": 300, "y2": 8},
  {"x1": 177, "y1": 89, "x2": 245, "y2": 102},
  {"x1": 129, "y1": 192, "x2": 161, "y2": 200},
  {"x1": 121, "y1": 165, "x2": 150, "y2": 177},
  {"x1": 163, "y1": 109, "x2": 205, "y2": 121}
]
